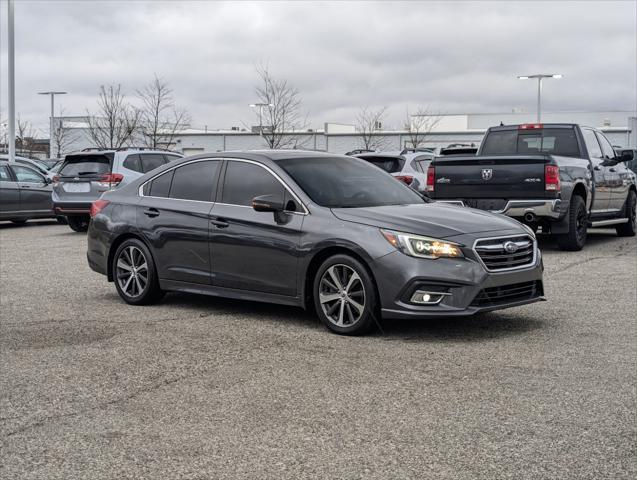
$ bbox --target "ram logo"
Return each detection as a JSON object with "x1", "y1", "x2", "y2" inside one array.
[
  {"x1": 437, "y1": 177, "x2": 451, "y2": 184},
  {"x1": 524, "y1": 178, "x2": 542, "y2": 183},
  {"x1": 481, "y1": 169, "x2": 493, "y2": 181}
]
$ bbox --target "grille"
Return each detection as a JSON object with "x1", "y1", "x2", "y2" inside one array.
[
  {"x1": 474, "y1": 235, "x2": 535, "y2": 271},
  {"x1": 471, "y1": 281, "x2": 543, "y2": 307}
]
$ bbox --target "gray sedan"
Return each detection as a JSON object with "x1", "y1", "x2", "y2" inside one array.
[{"x1": 0, "y1": 160, "x2": 55, "y2": 224}]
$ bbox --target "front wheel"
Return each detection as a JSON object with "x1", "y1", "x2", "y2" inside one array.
[
  {"x1": 67, "y1": 215, "x2": 90, "y2": 232},
  {"x1": 313, "y1": 254, "x2": 378, "y2": 335},
  {"x1": 557, "y1": 195, "x2": 587, "y2": 251},
  {"x1": 616, "y1": 190, "x2": 636, "y2": 237},
  {"x1": 112, "y1": 239, "x2": 164, "y2": 305}
]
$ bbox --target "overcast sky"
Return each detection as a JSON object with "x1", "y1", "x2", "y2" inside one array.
[{"x1": 0, "y1": 0, "x2": 635, "y2": 133}]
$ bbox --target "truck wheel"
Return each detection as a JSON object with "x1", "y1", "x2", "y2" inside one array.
[
  {"x1": 557, "y1": 195, "x2": 587, "y2": 251},
  {"x1": 616, "y1": 190, "x2": 636, "y2": 237},
  {"x1": 67, "y1": 215, "x2": 90, "y2": 233}
]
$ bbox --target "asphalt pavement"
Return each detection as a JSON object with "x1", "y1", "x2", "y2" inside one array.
[{"x1": 1, "y1": 220, "x2": 635, "y2": 479}]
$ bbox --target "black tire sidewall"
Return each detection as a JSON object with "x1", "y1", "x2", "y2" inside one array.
[
  {"x1": 616, "y1": 190, "x2": 637, "y2": 236},
  {"x1": 558, "y1": 195, "x2": 587, "y2": 251},
  {"x1": 112, "y1": 239, "x2": 162, "y2": 305},
  {"x1": 67, "y1": 216, "x2": 89, "y2": 232},
  {"x1": 313, "y1": 254, "x2": 377, "y2": 335}
]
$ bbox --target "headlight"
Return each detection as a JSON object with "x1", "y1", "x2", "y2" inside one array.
[{"x1": 380, "y1": 229, "x2": 464, "y2": 259}]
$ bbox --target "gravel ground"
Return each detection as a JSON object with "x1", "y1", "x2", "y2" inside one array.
[{"x1": 1, "y1": 220, "x2": 635, "y2": 480}]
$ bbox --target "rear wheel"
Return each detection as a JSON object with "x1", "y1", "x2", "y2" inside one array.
[
  {"x1": 557, "y1": 195, "x2": 587, "y2": 251},
  {"x1": 67, "y1": 215, "x2": 90, "y2": 232},
  {"x1": 313, "y1": 254, "x2": 378, "y2": 335},
  {"x1": 616, "y1": 190, "x2": 636, "y2": 237},
  {"x1": 112, "y1": 239, "x2": 164, "y2": 305}
]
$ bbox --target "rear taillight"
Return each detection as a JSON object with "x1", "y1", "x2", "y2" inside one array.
[
  {"x1": 395, "y1": 175, "x2": 414, "y2": 186},
  {"x1": 519, "y1": 123, "x2": 543, "y2": 130},
  {"x1": 97, "y1": 173, "x2": 124, "y2": 188},
  {"x1": 545, "y1": 165, "x2": 560, "y2": 192},
  {"x1": 52, "y1": 175, "x2": 60, "y2": 185},
  {"x1": 426, "y1": 166, "x2": 435, "y2": 192},
  {"x1": 90, "y1": 199, "x2": 110, "y2": 218}
]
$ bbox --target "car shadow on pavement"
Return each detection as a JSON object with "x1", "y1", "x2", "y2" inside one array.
[
  {"x1": 158, "y1": 292, "x2": 545, "y2": 341},
  {"x1": 536, "y1": 229, "x2": 622, "y2": 252},
  {"x1": 0, "y1": 219, "x2": 59, "y2": 230}
]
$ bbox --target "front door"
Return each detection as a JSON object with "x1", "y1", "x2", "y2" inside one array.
[
  {"x1": 0, "y1": 165, "x2": 21, "y2": 219},
  {"x1": 581, "y1": 128, "x2": 611, "y2": 213},
  {"x1": 210, "y1": 159, "x2": 304, "y2": 297},
  {"x1": 11, "y1": 165, "x2": 53, "y2": 215},
  {"x1": 137, "y1": 159, "x2": 221, "y2": 285}
]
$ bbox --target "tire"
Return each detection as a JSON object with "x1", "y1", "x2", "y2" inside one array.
[
  {"x1": 112, "y1": 238, "x2": 164, "y2": 305},
  {"x1": 10, "y1": 219, "x2": 27, "y2": 225},
  {"x1": 67, "y1": 215, "x2": 90, "y2": 233},
  {"x1": 616, "y1": 190, "x2": 636, "y2": 237},
  {"x1": 557, "y1": 195, "x2": 587, "y2": 251},
  {"x1": 313, "y1": 254, "x2": 378, "y2": 335},
  {"x1": 56, "y1": 216, "x2": 68, "y2": 225}
]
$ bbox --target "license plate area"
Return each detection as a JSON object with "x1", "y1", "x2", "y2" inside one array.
[{"x1": 63, "y1": 182, "x2": 91, "y2": 193}]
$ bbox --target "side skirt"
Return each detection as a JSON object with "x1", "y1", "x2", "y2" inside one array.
[{"x1": 159, "y1": 279, "x2": 304, "y2": 308}]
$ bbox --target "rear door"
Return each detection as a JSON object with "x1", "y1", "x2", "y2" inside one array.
[
  {"x1": 137, "y1": 159, "x2": 221, "y2": 285},
  {"x1": 0, "y1": 165, "x2": 21, "y2": 219},
  {"x1": 11, "y1": 165, "x2": 52, "y2": 215},
  {"x1": 581, "y1": 128, "x2": 611, "y2": 212}
]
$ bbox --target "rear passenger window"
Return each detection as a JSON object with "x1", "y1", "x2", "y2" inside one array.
[
  {"x1": 123, "y1": 154, "x2": 142, "y2": 173},
  {"x1": 149, "y1": 171, "x2": 174, "y2": 198},
  {"x1": 222, "y1": 161, "x2": 284, "y2": 206},
  {"x1": 0, "y1": 166, "x2": 11, "y2": 181},
  {"x1": 169, "y1": 161, "x2": 219, "y2": 202},
  {"x1": 141, "y1": 154, "x2": 167, "y2": 173}
]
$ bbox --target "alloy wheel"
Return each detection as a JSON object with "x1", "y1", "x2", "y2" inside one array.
[
  {"x1": 116, "y1": 246, "x2": 148, "y2": 298},
  {"x1": 318, "y1": 264, "x2": 366, "y2": 327}
]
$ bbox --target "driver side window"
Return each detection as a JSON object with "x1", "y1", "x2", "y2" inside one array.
[
  {"x1": 12, "y1": 165, "x2": 45, "y2": 183},
  {"x1": 595, "y1": 132, "x2": 616, "y2": 160},
  {"x1": 582, "y1": 128, "x2": 602, "y2": 159},
  {"x1": 221, "y1": 161, "x2": 285, "y2": 207}
]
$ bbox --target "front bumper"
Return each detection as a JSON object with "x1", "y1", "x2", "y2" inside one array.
[
  {"x1": 436, "y1": 199, "x2": 562, "y2": 220},
  {"x1": 373, "y1": 239, "x2": 544, "y2": 320}
]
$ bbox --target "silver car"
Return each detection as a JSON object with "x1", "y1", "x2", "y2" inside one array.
[
  {"x1": 354, "y1": 151, "x2": 434, "y2": 193},
  {"x1": 53, "y1": 149, "x2": 182, "y2": 232}
]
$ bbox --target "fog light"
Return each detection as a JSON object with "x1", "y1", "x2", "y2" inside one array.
[{"x1": 410, "y1": 290, "x2": 451, "y2": 305}]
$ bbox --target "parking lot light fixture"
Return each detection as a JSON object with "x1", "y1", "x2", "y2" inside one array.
[
  {"x1": 38, "y1": 91, "x2": 67, "y2": 157},
  {"x1": 249, "y1": 103, "x2": 274, "y2": 136},
  {"x1": 517, "y1": 74, "x2": 563, "y2": 123}
]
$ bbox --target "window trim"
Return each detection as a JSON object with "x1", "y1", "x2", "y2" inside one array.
[
  {"x1": 138, "y1": 157, "x2": 309, "y2": 215},
  {"x1": 218, "y1": 159, "x2": 309, "y2": 215}
]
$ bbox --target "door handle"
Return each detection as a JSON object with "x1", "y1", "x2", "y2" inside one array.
[
  {"x1": 210, "y1": 218, "x2": 229, "y2": 228},
  {"x1": 594, "y1": 166, "x2": 601, "y2": 171},
  {"x1": 143, "y1": 208, "x2": 160, "y2": 218},
  {"x1": 609, "y1": 168, "x2": 616, "y2": 172}
]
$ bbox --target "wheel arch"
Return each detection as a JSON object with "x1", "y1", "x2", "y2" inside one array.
[
  {"x1": 107, "y1": 232, "x2": 155, "y2": 282},
  {"x1": 302, "y1": 245, "x2": 380, "y2": 312}
]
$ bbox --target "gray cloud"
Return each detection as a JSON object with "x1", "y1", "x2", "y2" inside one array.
[{"x1": 0, "y1": 0, "x2": 635, "y2": 134}]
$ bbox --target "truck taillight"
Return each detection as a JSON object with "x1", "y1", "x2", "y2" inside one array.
[
  {"x1": 90, "y1": 199, "x2": 110, "y2": 218},
  {"x1": 97, "y1": 173, "x2": 124, "y2": 188},
  {"x1": 426, "y1": 166, "x2": 435, "y2": 192},
  {"x1": 519, "y1": 123, "x2": 543, "y2": 130},
  {"x1": 395, "y1": 175, "x2": 413, "y2": 186},
  {"x1": 545, "y1": 165, "x2": 560, "y2": 191},
  {"x1": 52, "y1": 175, "x2": 60, "y2": 185}
]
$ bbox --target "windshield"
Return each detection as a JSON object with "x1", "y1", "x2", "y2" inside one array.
[
  {"x1": 277, "y1": 156, "x2": 425, "y2": 208},
  {"x1": 59, "y1": 154, "x2": 112, "y2": 177},
  {"x1": 481, "y1": 128, "x2": 581, "y2": 157}
]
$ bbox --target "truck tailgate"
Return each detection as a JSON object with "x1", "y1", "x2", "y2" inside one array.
[{"x1": 431, "y1": 155, "x2": 551, "y2": 200}]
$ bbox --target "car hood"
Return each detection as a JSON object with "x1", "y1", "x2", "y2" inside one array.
[{"x1": 331, "y1": 203, "x2": 524, "y2": 239}]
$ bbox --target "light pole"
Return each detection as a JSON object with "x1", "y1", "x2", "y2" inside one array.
[
  {"x1": 249, "y1": 103, "x2": 274, "y2": 136},
  {"x1": 38, "y1": 91, "x2": 67, "y2": 157},
  {"x1": 7, "y1": 0, "x2": 15, "y2": 163},
  {"x1": 517, "y1": 74, "x2": 562, "y2": 122}
]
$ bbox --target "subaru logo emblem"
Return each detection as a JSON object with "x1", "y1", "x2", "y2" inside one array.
[
  {"x1": 481, "y1": 169, "x2": 493, "y2": 181},
  {"x1": 503, "y1": 241, "x2": 518, "y2": 253}
]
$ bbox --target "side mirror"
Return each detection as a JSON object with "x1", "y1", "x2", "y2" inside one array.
[
  {"x1": 44, "y1": 177, "x2": 52, "y2": 185},
  {"x1": 620, "y1": 150, "x2": 634, "y2": 162},
  {"x1": 252, "y1": 194, "x2": 284, "y2": 213}
]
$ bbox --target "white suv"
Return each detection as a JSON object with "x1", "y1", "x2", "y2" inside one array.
[{"x1": 53, "y1": 148, "x2": 183, "y2": 232}]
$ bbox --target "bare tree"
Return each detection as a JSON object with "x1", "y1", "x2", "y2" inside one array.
[
  {"x1": 86, "y1": 85, "x2": 141, "y2": 149},
  {"x1": 355, "y1": 106, "x2": 388, "y2": 151},
  {"x1": 403, "y1": 107, "x2": 441, "y2": 150},
  {"x1": 137, "y1": 75, "x2": 191, "y2": 149},
  {"x1": 253, "y1": 65, "x2": 308, "y2": 149},
  {"x1": 16, "y1": 115, "x2": 38, "y2": 157},
  {"x1": 51, "y1": 108, "x2": 77, "y2": 158}
]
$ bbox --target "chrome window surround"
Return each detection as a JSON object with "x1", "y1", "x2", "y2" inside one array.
[
  {"x1": 472, "y1": 234, "x2": 537, "y2": 273},
  {"x1": 138, "y1": 157, "x2": 309, "y2": 215}
]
